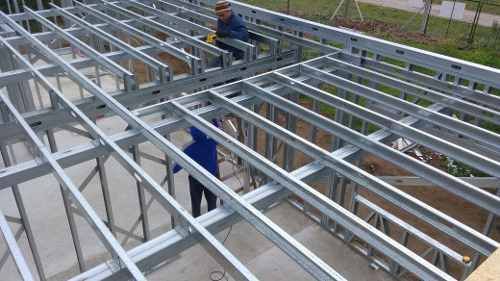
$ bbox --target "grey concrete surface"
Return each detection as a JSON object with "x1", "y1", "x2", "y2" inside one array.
[{"x1": 146, "y1": 203, "x2": 393, "y2": 281}]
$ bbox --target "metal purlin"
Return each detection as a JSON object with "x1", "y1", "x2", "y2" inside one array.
[
  {"x1": 0, "y1": 0, "x2": 498, "y2": 280},
  {"x1": 0, "y1": 8, "x2": 348, "y2": 281},
  {"x1": 0, "y1": 92, "x2": 148, "y2": 280},
  {"x1": 143, "y1": 53, "x2": 498, "y2": 279},
  {"x1": 0, "y1": 11, "x2": 261, "y2": 281},
  {"x1": 0, "y1": 209, "x2": 34, "y2": 281},
  {"x1": 170, "y1": 97, "x2": 452, "y2": 281}
]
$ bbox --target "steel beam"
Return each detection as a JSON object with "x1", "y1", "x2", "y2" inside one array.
[
  {"x1": 0, "y1": 92, "x2": 148, "y2": 281},
  {"x1": 269, "y1": 72, "x2": 500, "y2": 216},
  {"x1": 1, "y1": 10, "x2": 345, "y2": 280},
  {"x1": 73, "y1": 0, "x2": 201, "y2": 71},
  {"x1": 242, "y1": 81, "x2": 498, "y2": 255},
  {"x1": 98, "y1": 0, "x2": 230, "y2": 61},
  {"x1": 24, "y1": 7, "x2": 137, "y2": 90},
  {"x1": 314, "y1": 56, "x2": 500, "y2": 126},
  {"x1": 49, "y1": 2, "x2": 171, "y2": 82},
  {"x1": 0, "y1": 12, "x2": 259, "y2": 281},
  {"x1": 0, "y1": 49, "x2": 296, "y2": 142},
  {"x1": 69, "y1": 182, "x2": 290, "y2": 281},
  {"x1": 355, "y1": 195, "x2": 464, "y2": 263},
  {"x1": 158, "y1": 0, "x2": 337, "y2": 55},
  {"x1": 299, "y1": 63, "x2": 500, "y2": 153},
  {"x1": 0, "y1": 143, "x2": 45, "y2": 280},
  {"x1": 0, "y1": 209, "x2": 35, "y2": 281},
  {"x1": 203, "y1": 0, "x2": 500, "y2": 88},
  {"x1": 153, "y1": 0, "x2": 257, "y2": 61},
  {"x1": 348, "y1": 54, "x2": 500, "y2": 110},
  {"x1": 170, "y1": 96, "x2": 453, "y2": 281}
]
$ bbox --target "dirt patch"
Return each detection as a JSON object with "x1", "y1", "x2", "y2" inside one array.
[
  {"x1": 132, "y1": 53, "x2": 191, "y2": 84},
  {"x1": 119, "y1": 32, "x2": 192, "y2": 84}
]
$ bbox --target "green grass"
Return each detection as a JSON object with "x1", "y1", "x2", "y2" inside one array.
[
  {"x1": 432, "y1": 0, "x2": 500, "y2": 16},
  {"x1": 242, "y1": 0, "x2": 500, "y2": 68}
]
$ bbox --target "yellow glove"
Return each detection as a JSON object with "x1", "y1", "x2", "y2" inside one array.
[{"x1": 206, "y1": 33, "x2": 217, "y2": 44}]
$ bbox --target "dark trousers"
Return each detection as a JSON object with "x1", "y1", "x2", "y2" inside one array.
[{"x1": 188, "y1": 176, "x2": 217, "y2": 218}]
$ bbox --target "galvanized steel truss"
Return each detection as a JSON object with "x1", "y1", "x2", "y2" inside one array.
[{"x1": 0, "y1": 0, "x2": 499, "y2": 280}]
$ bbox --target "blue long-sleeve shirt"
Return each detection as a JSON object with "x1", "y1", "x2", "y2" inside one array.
[
  {"x1": 173, "y1": 122, "x2": 219, "y2": 176},
  {"x1": 216, "y1": 13, "x2": 249, "y2": 60}
]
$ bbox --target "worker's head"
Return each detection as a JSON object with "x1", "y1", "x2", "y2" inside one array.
[{"x1": 215, "y1": 0, "x2": 232, "y2": 23}]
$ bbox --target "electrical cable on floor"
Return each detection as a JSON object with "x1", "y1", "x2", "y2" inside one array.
[
  {"x1": 207, "y1": 119, "x2": 242, "y2": 280},
  {"x1": 209, "y1": 225, "x2": 233, "y2": 281}
]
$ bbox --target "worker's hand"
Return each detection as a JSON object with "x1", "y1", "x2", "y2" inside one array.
[{"x1": 216, "y1": 30, "x2": 229, "y2": 38}]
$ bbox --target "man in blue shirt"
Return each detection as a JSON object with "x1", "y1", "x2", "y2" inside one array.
[
  {"x1": 214, "y1": 0, "x2": 249, "y2": 60},
  {"x1": 173, "y1": 121, "x2": 219, "y2": 217}
]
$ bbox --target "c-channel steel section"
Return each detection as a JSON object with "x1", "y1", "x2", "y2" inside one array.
[
  {"x1": 72, "y1": 0, "x2": 202, "y2": 74},
  {"x1": 345, "y1": 53, "x2": 500, "y2": 111},
  {"x1": 313, "y1": 56, "x2": 500, "y2": 126},
  {"x1": 97, "y1": 0, "x2": 231, "y2": 65},
  {"x1": 0, "y1": 10, "x2": 345, "y2": 281},
  {"x1": 152, "y1": 0, "x2": 334, "y2": 54},
  {"x1": 0, "y1": 93, "x2": 147, "y2": 281},
  {"x1": 0, "y1": 144, "x2": 45, "y2": 280},
  {"x1": 267, "y1": 71, "x2": 500, "y2": 217},
  {"x1": 49, "y1": 2, "x2": 171, "y2": 82},
  {"x1": 147, "y1": 0, "x2": 257, "y2": 62},
  {"x1": 0, "y1": 209, "x2": 35, "y2": 281},
  {"x1": 23, "y1": 7, "x2": 137, "y2": 91},
  {"x1": 298, "y1": 63, "x2": 500, "y2": 155},
  {"x1": 70, "y1": 182, "x2": 290, "y2": 281},
  {"x1": 153, "y1": 0, "x2": 338, "y2": 55},
  {"x1": 0, "y1": 51, "x2": 297, "y2": 143},
  {"x1": 66, "y1": 91, "x2": 485, "y2": 280},
  {"x1": 211, "y1": 0, "x2": 500, "y2": 88},
  {"x1": 0, "y1": 13, "x2": 259, "y2": 281},
  {"x1": 169, "y1": 96, "x2": 454, "y2": 281},
  {"x1": 242, "y1": 81, "x2": 499, "y2": 255}
]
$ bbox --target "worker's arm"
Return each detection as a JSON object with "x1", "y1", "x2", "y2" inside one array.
[
  {"x1": 172, "y1": 144, "x2": 194, "y2": 173},
  {"x1": 228, "y1": 23, "x2": 248, "y2": 42}
]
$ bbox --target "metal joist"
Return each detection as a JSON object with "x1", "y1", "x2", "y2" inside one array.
[
  {"x1": 98, "y1": 0, "x2": 231, "y2": 62},
  {"x1": 0, "y1": 209, "x2": 34, "y2": 281},
  {"x1": 71, "y1": 0, "x2": 202, "y2": 73},
  {"x1": 0, "y1": 51, "x2": 296, "y2": 149},
  {"x1": 0, "y1": 8, "x2": 347, "y2": 281},
  {"x1": 169, "y1": 96, "x2": 454, "y2": 281},
  {"x1": 49, "y1": 2, "x2": 171, "y2": 82},
  {"x1": 241, "y1": 81, "x2": 498, "y2": 256},
  {"x1": 345, "y1": 53, "x2": 500, "y2": 110},
  {"x1": 0, "y1": 92, "x2": 148, "y2": 281},
  {"x1": 24, "y1": 7, "x2": 137, "y2": 90},
  {"x1": 0, "y1": 11, "x2": 261, "y2": 281},
  {"x1": 126, "y1": 0, "x2": 213, "y2": 34},
  {"x1": 153, "y1": 0, "x2": 257, "y2": 62},
  {"x1": 354, "y1": 195, "x2": 464, "y2": 264},
  {"x1": 298, "y1": 63, "x2": 500, "y2": 152},
  {"x1": 159, "y1": 0, "x2": 337, "y2": 55},
  {"x1": 314, "y1": 56, "x2": 500, "y2": 126},
  {"x1": 0, "y1": 1, "x2": 499, "y2": 280},
  {"x1": 268, "y1": 72, "x2": 500, "y2": 216},
  {"x1": 208, "y1": 0, "x2": 500, "y2": 88}
]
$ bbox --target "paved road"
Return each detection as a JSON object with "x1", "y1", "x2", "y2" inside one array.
[{"x1": 357, "y1": 0, "x2": 500, "y2": 27}]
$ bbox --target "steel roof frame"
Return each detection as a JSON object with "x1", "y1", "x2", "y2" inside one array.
[{"x1": 0, "y1": 0, "x2": 499, "y2": 281}]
